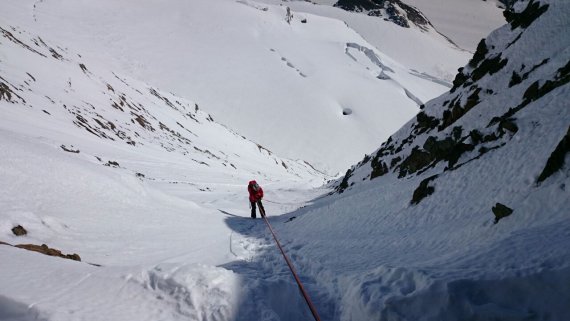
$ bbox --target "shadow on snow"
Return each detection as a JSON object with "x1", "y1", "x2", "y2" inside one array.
[{"x1": 220, "y1": 212, "x2": 338, "y2": 321}]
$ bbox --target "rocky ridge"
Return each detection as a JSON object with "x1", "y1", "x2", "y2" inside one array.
[{"x1": 337, "y1": 0, "x2": 569, "y2": 208}]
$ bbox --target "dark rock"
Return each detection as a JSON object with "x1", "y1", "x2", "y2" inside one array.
[
  {"x1": 414, "y1": 112, "x2": 439, "y2": 134},
  {"x1": 440, "y1": 88, "x2": 481, "y2": 130},
  {"x1": 15, "y1": 243, "x2": 81, "y2": 261},
  {"x1": 104, "y1": 160, "x2": 120, "y2": 167},
  {"x1": 338, "y1": 168, "x2": 353, "y2": 192},
  {"x1": 471, "y1": 55, "x2": 509, "y2": 82},
  {"x1": 509, "y1": 71, "x2": 522, "y2": 87},
  {"x1": 0, "y1": 82, "x2": 14, "y2": 102},
  {"x1": 12, "y1": 225, "x2": 27, "y2": 236},
  {"x1": 499, "y1": 119, "x2": 518, "y2": 134},
  {"x1": 66, "y1": 253, "x2": 81, "y2": 261},
  {"x1": 79, "y1": 63, "x2": 88, "y2": 73},
  {"x1": 423, "y1": 136, "x2": 455, "y2": 155},
  {"x1": 469, "y1": 39, "x2": 489, "y2": 68},
  {"x1": 451, "y1": 68, "x2": 469, "y2": 92},
  {"x1": 504, "y1": 0, "x2": 549, "y2": 30},
  {"x1": 370, "y1": 159, "x2": 389, "y2": 179},
  {"x1": 411, "y1": 175, "x2": 438, "y2": 205},
  {"x1": 521, "y1": 59, "x2": 550, "y2": 81},
  {"x1": 445, "y1": 142, "x2": 475, "y2": 168},
  {"x1": 390, "y1": 156, "x2": 401, "y2": 167},
  {"x1": 60, "y1": 145, "x2": 80, "y2": 153},
  {"x1": 493, "y1": 203, "x2": 513, "y2": 224},
  {"x1": 523, "y1": 81, "x2": 540, "y2": 103},
  {"x1": 469, "y1": 130, "x2": 483, "y2": 145},
  {"x1": 423, "y1": 136, "x2": 474, "y2": 168},
  {"x1": 398, "y1": 147, "x2": 433, "y2": 177},
  {"x1": 537, "y1": 126, "x2": 570, "y2": 184},
  {"x1": 451, "y1": 126, "x2": 463, "y2": 141}
]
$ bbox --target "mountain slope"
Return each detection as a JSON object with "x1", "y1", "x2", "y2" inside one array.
[
  {"x1": 10, "y1": 0, "x2": 466, "y2": 173},
  {"x1": 0, "y1": 13, "x2": 334, "y2": 321},
  {"x1": 266, "y1": 0, "x2": 570, "y2": 319},
  {"x1": 0, "y1": 14, "x2": 328, "y2": 260}
]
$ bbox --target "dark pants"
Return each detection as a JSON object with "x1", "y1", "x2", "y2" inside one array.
[{"x1": 251, "y1": 200, "x2": 265, "y2": 219}]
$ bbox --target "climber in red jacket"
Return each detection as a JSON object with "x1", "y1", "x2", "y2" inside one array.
[{"x1": 248, "y1": 180, "x2": 265, "y2": 219}]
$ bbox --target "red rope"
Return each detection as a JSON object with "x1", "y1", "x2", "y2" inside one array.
[{"x1": 258, "y1": 202, "x2": 323, "y2": 321}]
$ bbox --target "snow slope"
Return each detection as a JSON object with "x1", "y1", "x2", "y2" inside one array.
[
  {"x1": 13, "y1": 0, "x2": 466, "y2": 173},
  {"x1": 0, "y1": 15, "x2": 330, "y2": 320},
  {"x1": 258, "y1": 0, "x2": 569, "y2": 319},
  {"x1": 259, "y1": 0, "x2": 472, "y2": 81},
  {"x1": 2, "y1": 0, "x2": 567, "y2": 320}
]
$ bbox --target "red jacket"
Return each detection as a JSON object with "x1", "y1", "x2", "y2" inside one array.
[{"x1": 248, "y1": 180, "x2": 263, "y2": 202}]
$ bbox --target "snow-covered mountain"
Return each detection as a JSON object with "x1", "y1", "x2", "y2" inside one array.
[
  {"x1": 9, "y1": 0, "x2": 471, "y2": 174},
  {"x1": 333, "y1": 0, "x2": 432, "y2": 30},
  {"x1": 1, "y1": 0, "x2": 567, "y2": 320},
  {"x1": 268, "y1": 0, "x2": 569, "y2": 319}
]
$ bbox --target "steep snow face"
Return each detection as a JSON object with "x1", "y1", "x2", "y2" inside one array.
[
  {"x1": 270, "y1": 0, "x2": 569, "y2": 319},
  {"x1": 11, "y1": 0, "x2": 464, "y2": 173}
]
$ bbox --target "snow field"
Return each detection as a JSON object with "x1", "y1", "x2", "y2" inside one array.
[{"x1": 20, "y1": 0, "x2": 465, "y2": 173}]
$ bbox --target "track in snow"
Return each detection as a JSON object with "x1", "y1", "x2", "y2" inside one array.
[{"x1": 221, "y1": 214, "x2": 338, "y2": 321}]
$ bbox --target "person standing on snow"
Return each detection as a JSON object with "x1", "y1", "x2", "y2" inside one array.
[{"x1": 248, "y1": 180, "x2": 265, "y2": 219}]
